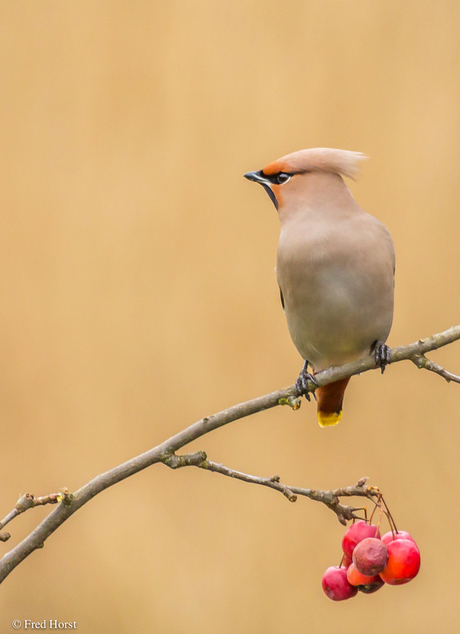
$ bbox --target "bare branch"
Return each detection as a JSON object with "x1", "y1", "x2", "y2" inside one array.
[
  {"x1": 0, "y1": 490, "x2": 74, "y2": 541},
  {"x1": 411, "y1": 354, "x2": 460, "y2": 384},
  {"x1": 0, "y1": 325, "x2": 459, "y2": 584},
  {"x1": 297, "y1": 324, "x2": 460, "y2": 394},
  {"x1": 163, "y1": 451, "x2": 380, "y2": 524}
]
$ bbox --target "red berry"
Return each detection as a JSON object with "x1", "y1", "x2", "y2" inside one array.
[
  {"x1": 322, "y1": 566, "x2": 358, "y2": 601},
  {"x1": 342, "y1": 521, "x2": 381, "y2": 560},
  {"x1": 353, "y1": 537, "x2": 389, "y2": 576},
  {"x1": 347, "y1": 563, "x2": 384, "y2": 594},
  {"x1": 347, "y1": 562, "x2": 381, "y2": 586},
  {"x1": 379, "y1": 539, "x2": 421, "y2": 585},
  {"x1": 357, "y1": 578, "x2": 385, "y2": 594},
  {"x1": 342, "y1": 554, "x2": 352, "y2": 568},
  {"x1": 381, "y1": 530, "x2": 416, "y2": 546}
]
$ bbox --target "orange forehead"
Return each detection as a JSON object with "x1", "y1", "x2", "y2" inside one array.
[{"x1": 262, "y1": 159, "x2": 292, "y2": 176}]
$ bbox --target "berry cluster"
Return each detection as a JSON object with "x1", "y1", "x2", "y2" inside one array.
[{"x1": 322, "y1": 520, "x2": 420, "y2": 601}]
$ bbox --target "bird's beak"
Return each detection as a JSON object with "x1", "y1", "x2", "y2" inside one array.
[
  {"x1": 244, "y1": 170, "x2": 270, "y2": 185},
  {"x1": 244, "y1": 170, "x2": 279, "y2": 210}
]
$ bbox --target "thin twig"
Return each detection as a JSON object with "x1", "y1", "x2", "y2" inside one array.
[
  {"x1": 411, "y1": 354, "x2": 460, "y2": 384},
  {"x1": 163, "y1": 451, "x2": 379, "y2": 524},
  {"x1": 0, "y1": 325, "x2": 459, "y2": 584},
  {"x1": 0, "y1": 490, "x2": 74, "y2": 539}
]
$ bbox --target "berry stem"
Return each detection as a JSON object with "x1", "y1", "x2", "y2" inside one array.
[{"x1": 381, "y1": 495, "x2": 399, "y2": 534}]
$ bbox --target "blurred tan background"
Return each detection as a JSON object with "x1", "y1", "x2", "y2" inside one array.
[{"x1": 0, "y1": 1, "x2": 459, "y2": 632}]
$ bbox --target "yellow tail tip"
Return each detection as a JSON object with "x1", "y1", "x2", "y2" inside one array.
[{"x1": 318, "y1": 411, "x2": 342, "y2": 427}]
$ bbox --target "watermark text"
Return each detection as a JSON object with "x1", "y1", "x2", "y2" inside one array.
[{"x1": 12, "y1": 620, "x2": 77, "y2": 630}]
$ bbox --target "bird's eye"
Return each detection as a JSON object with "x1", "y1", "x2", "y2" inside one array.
[{"x1": 276, "y1": 173, "x2": 292, "y2": 185}]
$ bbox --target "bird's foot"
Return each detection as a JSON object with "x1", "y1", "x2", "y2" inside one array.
[
  {"x1": 295, "y1": 361, "x2": 319, "y2": 401},
  {"x1": 373, "y1": 341, "x2": 391, "y2": 374}
]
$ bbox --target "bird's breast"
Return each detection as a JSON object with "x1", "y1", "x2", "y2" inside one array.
[{"x1": 276, "y1": 215, "x2": 394, "y2": 370}]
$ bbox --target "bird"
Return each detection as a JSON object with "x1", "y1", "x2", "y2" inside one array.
[{"x1": 244, "y1": 148, "x2": 395, "y2": 427}]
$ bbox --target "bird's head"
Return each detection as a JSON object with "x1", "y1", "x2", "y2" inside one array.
[{"x1": 244, "y1": 148, "x2": 366, "y2": 211}]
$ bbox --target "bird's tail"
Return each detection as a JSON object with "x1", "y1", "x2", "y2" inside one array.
[{"x1": 316, "y1": 378, "x2": 350, "y2": 427}]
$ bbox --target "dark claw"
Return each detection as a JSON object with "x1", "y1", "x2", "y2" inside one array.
[
  {"x1": 373, "y1": 341, "x2": 391, "y2": 374},
  {"x1": 295, "y1": 360, "x2": 319, "y2": 400}
]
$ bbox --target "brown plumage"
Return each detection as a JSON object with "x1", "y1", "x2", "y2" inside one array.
[{"x1": 245, "y1": 148, "x2": 395, "y2": 426}]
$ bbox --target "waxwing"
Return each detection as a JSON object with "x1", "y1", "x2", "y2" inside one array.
[{"x1": 245, "y1": 148, "x2": 395, "y2": 426}]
